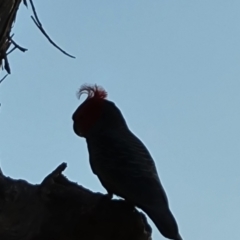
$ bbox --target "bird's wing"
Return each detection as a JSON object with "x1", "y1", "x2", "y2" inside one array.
[{"x1": 89, "y1": 129, "x2": 169, "y2": 208}]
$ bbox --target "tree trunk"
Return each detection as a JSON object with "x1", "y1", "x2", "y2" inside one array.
[{"x1": 0, "y1": 163, "x2": 151, "y2": 240}]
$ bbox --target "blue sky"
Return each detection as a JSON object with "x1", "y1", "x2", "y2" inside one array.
[{"x1": 1, "y1": 1, "x2": 240, "y2": 239}]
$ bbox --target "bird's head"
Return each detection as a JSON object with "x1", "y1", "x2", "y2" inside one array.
[{"x1": 72, "y1": 84, "x2": 127, "y2": 138}]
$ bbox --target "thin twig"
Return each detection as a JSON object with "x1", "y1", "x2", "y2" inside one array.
[
  {"x1": 4, "y1": 56, "x2": 10, "y2": 74},
  {"x1": 6, "y1": 46, "x2": 17, "y2": 55},
  {"x1": 29, "y1": 0, "x2": 41, "y2": 27},
  {"x1": 23, "y1": 0, "x2": 28, "y2": 8},
  {"x1": 29, "y1": 0, "x2": 75, "y2": 59},
  {"x1": 10, "y1": 39, "x2": 27, "y2": 52},
  {"x1": 0, "y1": 74, "x2": 8, "y2": 84}
]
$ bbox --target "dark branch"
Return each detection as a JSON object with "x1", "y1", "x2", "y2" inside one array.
[
  {"x1": 0, "y1": 0, "x2": 22, "y2": 74},
  {"x1": 29, "y1": 0, "x2": 75, "y2": 59},
  {"x1": 0, "y1": 0, "x2": 76, "y2": 76},
  {"x1": 23, "y1": 0, "x2": 28, "y2": 8},
  {"x1": 6, "y1": 46, "x2": 17, "y2": 55},
  {"x1": 10, "y1": 38, "x2": 28, "y2": 52},
  {"x1": 4, "y1": 55, "x2": 10, "y2": 74},
  {"x1": 0, "y1": 74, "x2": 8, "y2": 84},
  {"x1": 0, "y1": 163, "x2": 152, "y2": 240}
]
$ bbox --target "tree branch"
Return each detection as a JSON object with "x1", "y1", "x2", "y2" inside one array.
[
  {"x1": 0, "y1": 0, "x2": 22, "y2": 74},
  {"x1": 0, "y1": 163, "x2": 152, "y2": 240},
  {"x1": 0, "y1": 0, "x2": 75, "y2": 78},
  {"x1": 29, "y1": 0, "x2": 75, "y2": 59}
]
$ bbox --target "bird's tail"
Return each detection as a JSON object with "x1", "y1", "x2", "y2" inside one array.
[{"x1": 143, "y1": 206, "x2": 183, "y2": 240}]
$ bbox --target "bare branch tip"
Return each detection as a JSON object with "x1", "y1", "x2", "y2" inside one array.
[{"x1": 29, "y1": 0, "x2": 75, "y2": 59}]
